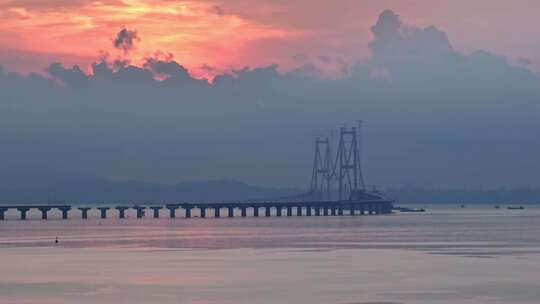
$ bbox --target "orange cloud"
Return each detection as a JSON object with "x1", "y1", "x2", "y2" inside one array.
[
  {"x1": 5, "y1": 0, "x2": 538, "y2": 78},
  {"x1": 0, "y1": 0, "x2": 302, "y2": 78}
]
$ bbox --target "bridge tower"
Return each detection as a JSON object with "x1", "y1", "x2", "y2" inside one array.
[
  {"x1": 355, "y1": 120, "x2": 366, "y2": 192},
  {"x1": 336, "y1": 124, "x2": 366, "y2": 201},
  {"x1": 310, "y1": 137, "x2": 332, "y2": 201}
]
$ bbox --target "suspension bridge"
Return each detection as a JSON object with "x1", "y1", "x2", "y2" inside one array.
[{"x1": 0, "y1": 122, "x2": 394, "y2": 220}]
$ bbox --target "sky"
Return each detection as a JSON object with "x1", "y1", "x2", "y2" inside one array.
[
  {"x1": 1, "y1": 1, "x2": 540, "y2": 190},
  {"x1": 1, "y1": 0, "x2": 540, "y2": 78}
]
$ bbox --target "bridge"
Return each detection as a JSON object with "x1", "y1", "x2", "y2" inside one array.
[
  {"x1": 0, "y1": 123, "x2": 394, "y2": 220},
  {"x1": 0, "y1": 201, "x2": 392, "y2": 220}
]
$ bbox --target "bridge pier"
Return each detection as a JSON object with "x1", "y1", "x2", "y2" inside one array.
[
  {"x1": 97, "y1": 207, "x2": 109, "y2": 219},
  {"x1": 228, "y1": 207, "x2": 235, "y2": 218},
  {"x1": 314, "y1": 207, "x2": 321, "y2": 216},
  {"x1": 79, "y1": 207, "x2": 91, "y2": 219},
  {"x1": 185, "y1": 207, "x2": 192, "y2": 218},
  {"x1": 0, "y1": 208, "x2": 6, "y2": 220},
  {"x1": 360, "y1": 205, "x2": 365, "y2": 215},
  {"x1": 150, "y1": 207, "x2": 162, "y2": 218},
  {"x1": 167, "y1": 206, "x2": 178, "y2": 218},
  {"x1": 116, "y1": 206, "x2": 129, "y2": 219},
  {"x1": 331, "y1": 207, "x2": 337, "y2": 216},
  {"x1": 350, "y1": 206, "x2": 355, "y2": 216},
  {"x1": 296, "y1": 206, "x2": 302, "y2": 216},
  {"x1": 59, "y1": 207, "x2": 71, "y2": 219},
  {"x1": 338, "y1": 207, "x2": 343, "y2": 216},
  {"x1": 135, "y1": 206, "x2": 146, "y2": 218},
  {"x1": 265, "y1": 206, "x2": 271, "y2": 217},
  {"x1": 276, "y1": 207, "x2": 282, "y2": 217},
  {"x1": 306, "y1": 207, "x2": 312, "y2": 216},
  {"x1": 253, "y1": 207, "x2": 259, "y2": 217},
  {"x1": 17, "y1": 208, "x2": 29, "y2": 220},
  {"x1": 323, "y1": 207, "x2": 329, "y2": 216},
  {"x1": 200, "y1": 208, "x2": 206, "y2": 218},
  {"x1": 38, "y1": 207, "x2": 51, "y2": 220},
  {"x1": 286, "y1": 206, "x2": 292, "y2": 216},
  {"x1": 214, "y1": 207, "x2": 220, "y2": 218},
  {"x1": 240, "y1": 207, "x2": 247, "y2": 217}
]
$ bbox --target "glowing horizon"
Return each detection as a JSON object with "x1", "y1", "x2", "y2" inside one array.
[
  {"x1": 1, "y1": 0, "x2": 540, "y2": 79},
  {"x1": 0, "y1": 0, "x2": 304, "y2": 79}
]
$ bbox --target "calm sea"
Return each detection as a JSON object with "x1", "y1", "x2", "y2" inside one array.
[{"x1": 1, "y1": 205, "x2": 539, "y2": 304}]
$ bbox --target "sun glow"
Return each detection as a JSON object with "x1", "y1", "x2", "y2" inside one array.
[{"x1": 0, "y1": 0, "x2": 301, "y2": 78}]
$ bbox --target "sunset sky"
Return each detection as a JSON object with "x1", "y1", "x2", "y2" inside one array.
[
  {"x1": 1, "y1": 1, "x2": 540, "y2": 189},
  {"x1": 1, "y1": 0, "x2": 540, "y2": 78}
]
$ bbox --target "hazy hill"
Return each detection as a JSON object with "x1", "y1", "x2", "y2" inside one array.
[{"x1": 0, "y1": 178, "x2": 300, "y2": 204}]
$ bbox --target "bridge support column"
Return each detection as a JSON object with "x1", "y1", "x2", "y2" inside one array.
[
  {"x1": 167, "y1": 206, "x2": 177, "y2": 218},
  {"x1": 150, "y1": 207, "x2": 162, "y2": 218},
  {"x1": 338, "y1": 207, "x2": 343, "y2": 216},
  {"x1": 97, "y1": 207, "x2": 109, "y2": 219},
  {"x1": 306, "y1": 207, "x2": 312, "y2": 216},
  {"x1": 253, "y1": 207, "x2": 259, "y2": 217},
  {"x1": 214, "y1": 207, "x2": 221, "y2": 218},
  {"x1": 79, "y1": 207, "x2": 91, "y2": 219},
  {"x1": 314, "y1": 207, "x2": 321, "y2": 216},
  {"x1": 185, "y1": 207, "x2": 192, "y2": 218},
  {"x1": 265, "y1": 207, "x2": 271, "y2": 217},
  {"x1": 241, "y1": 207, "x2": 247, "y2": 217},
  {"x1": 17, "y1": 208, "x2": 29, "y2": 220},
  {"x1": 0, "y1": 208, "x2": 7, "y2": 220},
  {"x1": 287, "y1": 207, "x2": 293, "y2": 216},
  {"x1": 296, "y1": 206, "x2": 302, "y2": 216},
  {"x1": 135, "y1": 207, "x2": 146, "y2": 218},
  {"x1": 59, "y1": 207, "x2": 71, "y2": 219},
  {"x1": 368, "y1": 204, "x2": 374, "y2": 215},
  {"x1": 116, "y1": 207, "x2": 129, "y2": 219},
  {"x1": 323, "y1": 207, "x2": 329, "y2": 216},
  {"x1": 200, "y1": 208, "x2": 206, "y2": 218},
  {"x1": 276, "y1": 207, "x2": 282, "y2": 217},
  {"x1": 331, "y1": 207, "x2": 337, "y2": 216},
  {"x1": 350, "y1": 206, "x2": 355, "y2": 216},
  {"x1": 38, "y1": 207, "x2": 51, "y2": 220},
  {"x1": 228, "y1": 207, "x2": 234, "y2": 218},
  {"x1": 360, "y1": 204, "x2": 365, "y2": 215}
]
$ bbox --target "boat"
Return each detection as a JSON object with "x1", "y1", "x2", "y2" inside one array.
[
  {"x1": 507, "y1": 206, "x2": 525, "y2": 210},
  {"x1": 394, "y1": 207, "x2": 425, "y2": 213}
]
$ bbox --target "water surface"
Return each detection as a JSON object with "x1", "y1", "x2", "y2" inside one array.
[{"x1": 1, "y1": 206, "x2": 539, "y2": 304}]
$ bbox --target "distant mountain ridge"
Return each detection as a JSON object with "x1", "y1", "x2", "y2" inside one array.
[
  {"x1": 0, "y1": 178, "x2": 301, "y2": 204},
  {"x1": 2, "y1": 177, "x2": 539, "y2": 204},
  {"x1": 386, "y1": 188, "x2": 540, "y2": 204}
]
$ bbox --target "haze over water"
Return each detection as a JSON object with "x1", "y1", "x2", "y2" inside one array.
[{"x1": 1, "y1": 206, "x2": 540, "y2": 304}]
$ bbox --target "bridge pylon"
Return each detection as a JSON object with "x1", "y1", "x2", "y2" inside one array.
[
  {"x1": 310, "y1": 137, "x2": 332, "y2": 201},
  {"x1": 336, "y1": 124, "x2": 366, "y2": 201}
]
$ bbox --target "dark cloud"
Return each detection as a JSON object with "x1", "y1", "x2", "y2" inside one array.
[
  {"x1": 113, "y1": 28, "x2": 139, "y2": 54},
  {"x1": 210, "y1": 5, "x2": 224, "y2": 16},
  {"x1": 1, "y1": 10, "x2": 540, "y2": 189},
  {"x1": 517, "y1": 57, "x2": 532, "y2": 67},
  {"x1": 369, "y1": 10, "x2": 455, "y2": 65},
  {"x1": 46, "y1": 62, "x2": 89, "y2": 88}
]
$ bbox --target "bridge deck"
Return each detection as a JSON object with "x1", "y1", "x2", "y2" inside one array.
[{"x1": 0, "y1": 200, "x2": 394, "y2": 220}]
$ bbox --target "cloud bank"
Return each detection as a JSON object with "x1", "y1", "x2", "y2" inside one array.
[
  {"x1": 113, "y1": 28, "x2": 139, "y2": 54},
  {"x1": 1, "y1": 10, "x2": 539, "y2": 191}
]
